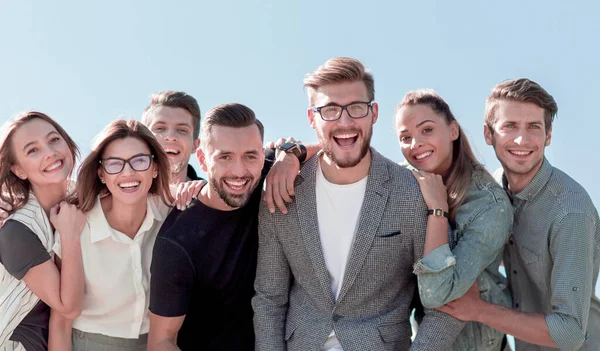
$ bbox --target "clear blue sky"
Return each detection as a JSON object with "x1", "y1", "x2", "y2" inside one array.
[{"x1": 2, "y1": 1, "x2": 599, "y2": 295}]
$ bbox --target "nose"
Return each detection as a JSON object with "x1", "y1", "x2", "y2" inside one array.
[
  {"x1": 230, "y1": 158, "x2": 247, "y2": 177},
  {"x1": 410, "y1": 136, "x2": 423, "y2": 149},
  {"x1": 164, "y1": 128, "x2": 178, "y2": 141},
  {"x1": 121, "y1": 162, "x2": 136, "y2": 175},
  {"x1": 513, "y1": 128, "x2": 531, "y2": 145},
  {"x1": 336, "y1": 109, "x2": 354, "y2": 126}
]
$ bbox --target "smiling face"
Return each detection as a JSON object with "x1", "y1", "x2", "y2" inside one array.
[
  {"x1": 145, "y1": 106, "x2": 199, "y2": 177},
  {"x1": 484, "y1": 100, "x2": 551, "y2": 191},
  {"x1": 98, "y1": 137, "x2": 157, "y2": 207},
  {"x1": 10, "y1": 118, "x2": 74, "y2": 189},
  {"x1": 308, "y1": 80, "x2": 378, "y2": 168},
  {"x1": 395, "y1": 104, "x2": 458, "y2": 177},
  {"x1": 199, "y1": 124, "x2": 264, "y2": 209}
]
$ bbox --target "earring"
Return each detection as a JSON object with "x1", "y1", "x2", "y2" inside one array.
[{"x1": 100, "y1": 178, "x2": 105, "y2": 184}]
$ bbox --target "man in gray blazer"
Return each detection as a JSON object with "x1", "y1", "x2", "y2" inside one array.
[{"x1": 252, "y1": 57, "x2": 464, "y2": 350}]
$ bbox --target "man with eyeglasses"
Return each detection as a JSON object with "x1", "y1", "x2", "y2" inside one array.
[{"x1": 252, "y1": 57, "x2": 464, "y2": 351}]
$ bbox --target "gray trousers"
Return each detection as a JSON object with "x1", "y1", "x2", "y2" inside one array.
[{"x1": 72, "y1": 329, "x2": 147, "y2": 351}]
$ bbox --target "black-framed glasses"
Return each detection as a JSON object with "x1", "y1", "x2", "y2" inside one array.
[
  {"x1": 99, "y1": 154, "x2": 154, "y2": 174},
  {"x1": 311, "y1": 101, "x2": 375, "y2": 121}
]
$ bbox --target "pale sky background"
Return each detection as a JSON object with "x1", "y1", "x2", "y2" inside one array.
[{"x1": 1, "y1": 1, "x2": 599, "y2": 298}]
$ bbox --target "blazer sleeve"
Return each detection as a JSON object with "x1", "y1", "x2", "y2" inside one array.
[{"x1": 252, "y1": 200, "x2": 292, "y2": 351}]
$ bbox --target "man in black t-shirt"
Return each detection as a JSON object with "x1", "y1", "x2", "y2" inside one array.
[{"x1": 147, "y1": 103, "x2": 303, "y2": 351}]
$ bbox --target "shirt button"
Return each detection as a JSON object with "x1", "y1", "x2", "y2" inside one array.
[
  {"x1": 515, "y1": 303, "x2": 520, "y2": 308},
  {"x1": 509, "y1": 239, "x2": 514, "y2": 245},
  {"x1": 332, "y1": 314, "x2": 342, "y2": 322},
  {"x1": 512, "y1": 270, "x2": 517, "y2": 274}
]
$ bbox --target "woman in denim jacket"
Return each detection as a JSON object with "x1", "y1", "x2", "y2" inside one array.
[{"x1": 394, "y1": 90, "x2": 513, "y2": 351}]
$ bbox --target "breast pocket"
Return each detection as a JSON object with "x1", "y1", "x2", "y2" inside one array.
[{"x1": 519, "y1": 245, "x2": 543, "y2": 284}]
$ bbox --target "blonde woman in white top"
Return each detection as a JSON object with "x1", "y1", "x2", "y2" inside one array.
[
  {"x1": 50, "y1": 120, "x2": 176, "y2": 351},
  {"x1": 0, "y1": 112, "x2": 86, "y2": 351}
]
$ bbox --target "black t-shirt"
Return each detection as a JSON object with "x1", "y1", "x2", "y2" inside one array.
[
  {"x1": 0, "y1": 220, "x2": 51, "y2": 351},
  {"x1": 150, "y1": 160, "x2": 272, "y2": 351},
  {"x1": 186, "y1": 164, "x2": 203, "y2": 181}
]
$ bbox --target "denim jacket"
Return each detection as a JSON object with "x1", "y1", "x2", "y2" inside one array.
[{"x1": 413, "y1": 169, "x2": 513, "y2": 351}]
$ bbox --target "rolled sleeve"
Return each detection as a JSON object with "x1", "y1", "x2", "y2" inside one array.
[
  {"x1": 416, "y1": 201, "x2": 512, "y2": 308},
  {"x1": 413, "y1": 244, "x2": 456, "y2": 274},
  {"x1": 0, "y1": 220, "x2": 51, "y2": 279},
  {"x1": 546, "y1": 212, "x2": 595, "y2": 350}
]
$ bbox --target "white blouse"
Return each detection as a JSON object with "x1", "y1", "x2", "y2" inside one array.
[{"x1": 53, "y1": 195, "x2": 170, "y2": 338}]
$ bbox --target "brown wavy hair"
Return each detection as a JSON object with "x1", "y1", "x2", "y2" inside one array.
[
  {"x1": 142, "y1": 91, "x2": 201, "y2": 139},
  {"x1": 395, "y1": 89, "x2": 484, "y2": 222},
  {"x1": 69, "y1": 120, "x2": 173, "y2": 212},
  {"x1": 0, "y1": 111, "x2": 79, "y2": 213}
]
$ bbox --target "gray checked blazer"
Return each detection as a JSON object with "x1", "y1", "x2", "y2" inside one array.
[{"x1": 252, "y1": 149, "x2": 464, "y2": 351}]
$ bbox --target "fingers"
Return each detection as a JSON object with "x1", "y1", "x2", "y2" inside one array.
[
  {"x1": 274, "y1": 137, "x2": 286, "y2": 148},
  {"x1": 265, "y1": 141, "x2": 275, "y2": 149},
  {"x1": 263, "y1": 180, "x2": 276, "y2": 214},
  {"x1": 273, "y1": 180, "x2": 289, "y2": 214},
  {"x1": 0, "y1": 199, "x2": 12, "y2": 218},
  {"x1": 49, "y1": 203, "x2": 60, "y2": 222}
]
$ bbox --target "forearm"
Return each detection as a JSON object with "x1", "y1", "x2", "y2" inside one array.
[
  {"x1": 423, "y1": 216, "x2": 449, "y2": 256},
  {"x1": 57, "y1": 236, "x2": 84, "y2": 317},
  {"x1": 477, "y1": 301, "x2": 557, "y2": 348},
  {"x1": 49, "y1": 309, "x2": 73, "y2": 351}
]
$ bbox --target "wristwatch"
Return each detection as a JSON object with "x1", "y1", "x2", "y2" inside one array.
[
  {"x1": 427, "y1": 208, "x2": 449, "y2": 219},
  {"x1": 278, "y1": 142, "x2": 307, "y2": 163}
]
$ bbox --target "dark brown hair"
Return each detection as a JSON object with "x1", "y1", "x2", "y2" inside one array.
[
  {"x1": 142, "y1": 90, "x2": 201, "y2": 139},
  {"x1": 0, "y1": 111, "x2": 79, "y2": 213},
  {"x1": 69, "y1": 120, "x2": 173, "y2": 212},
  {"x1": 485, "y1": 78, "x2": 558, "y2": 133},
  {"x1": 395, "y1": 89, "x2": 483, "y2": 222},
  {"x1": 304, "y1": 57, "x2": 375, "y2": 105},
  {"x1": 200, "y1": 103, "x2": 264, "y2": 147}
]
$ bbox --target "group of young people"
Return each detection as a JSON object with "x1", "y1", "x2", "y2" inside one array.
[{"x1": 0, "y1": 57, "x2": 597, "y2": 351}]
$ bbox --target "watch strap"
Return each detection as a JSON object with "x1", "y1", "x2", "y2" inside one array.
[{"x1": 427, "y1": 208, "x2": 449, "y2": 219}]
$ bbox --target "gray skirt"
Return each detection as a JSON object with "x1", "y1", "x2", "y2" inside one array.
[{"x1": 72, "y1": 329, "x2": 147, "y2": 351}]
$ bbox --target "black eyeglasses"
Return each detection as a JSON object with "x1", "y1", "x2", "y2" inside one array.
[
  {"x1": 99, "y1": 154, "x2": 154, "y2": 174},
  {"x1": 311, "y1": 101, "x2": 375, "y2": 121}
]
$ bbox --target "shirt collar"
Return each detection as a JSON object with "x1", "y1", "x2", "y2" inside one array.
[
  {"x1": 88, "y1": 196, "x2": 165, "y2": 244},
  {"x1": 502, "y1": 157, "x2": 553, "y2": 202}
]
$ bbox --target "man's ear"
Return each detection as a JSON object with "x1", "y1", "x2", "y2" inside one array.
[
  {"x1": 545, "y1": 126, "x2": 552, "y2": 147},
  {"x1": 10, "y1": 165, "x2": 26, "y2": 180},
  {"x1": 484, "y1": 124, "x2": 493, "y2": 146},
  {"x1": 371, "y1": 102, "x2": 379, "y2": 125},
  {"x1": 196, "y1": 147, "x2": 208, "y2": 172},
  {"x1": 193, "y1": 138, "x2": 200, "y2": 152},
  {"x1": 308, "y1": 108, "x2": 316, "y2": 129}
]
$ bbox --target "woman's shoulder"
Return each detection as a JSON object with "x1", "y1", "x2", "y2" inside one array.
[{"x1": 463, "y1": 168, "x2": 511, "y2": 207}]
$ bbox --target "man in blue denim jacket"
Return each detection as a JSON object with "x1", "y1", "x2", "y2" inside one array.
[{"x1": 438, "y1": 78, "x2": 600, "y2": 351}]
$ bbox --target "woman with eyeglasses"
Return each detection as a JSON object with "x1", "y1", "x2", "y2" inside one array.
[
  {"x1": 0, "y1": 112, "x2": 86, "y2": 351},
  {"x1": 49, "y1": 120, "x2": 174, "y2": 351},
  {"x1": 394, "y1": 90, "x2": 513, "y2": 351}
]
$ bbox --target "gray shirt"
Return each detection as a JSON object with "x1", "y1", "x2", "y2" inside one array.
[{"x1": 502, "y1": 158, "x2": 600, "y2": 350}]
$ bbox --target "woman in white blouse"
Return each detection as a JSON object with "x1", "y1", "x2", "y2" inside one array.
[{"x1": 50, "y1": 120, "x2": 174, "y2": 351}]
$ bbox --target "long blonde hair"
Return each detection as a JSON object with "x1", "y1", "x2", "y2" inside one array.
[{"x1": 395, "y1": 89, "x2": 483, "y2": 222}]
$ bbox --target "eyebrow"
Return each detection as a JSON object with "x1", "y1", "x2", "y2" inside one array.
[
  {"x1": 22, "y1": 131, "x2": 60, "y2": 152},
  {"x1": 398, "y1": 119, "x2": 436, "y2": 133},
  {"x1": 152, "y1": 121, "x2": 192, "y2": 128}
]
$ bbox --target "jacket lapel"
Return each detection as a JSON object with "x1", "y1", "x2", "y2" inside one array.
[
  {"x1": 296, "y1": 153, "x2": 335, "y2": 307},
  {"x1": 335, "y1": 150, "x2": 390, "y2": 304}
]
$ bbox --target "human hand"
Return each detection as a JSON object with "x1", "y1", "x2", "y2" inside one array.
[
  {"x1": 264, "y1": 149, "x2": 300, "y2": 214},
  {"x1": 49, "y1": 202, "x2": 86, "y2": 239},
  {"x1": 173, "y1": 180, "x2": 206, "y2": 210},
  {"x1": 0, "y1": 198, "x2": 12, "y2": 228},
  {"x1": 412, "y1": 170, "x2": 448, "y2": 211},
  {"x1": 436, "y1": 281, "x2": 484, "y2": 322}
]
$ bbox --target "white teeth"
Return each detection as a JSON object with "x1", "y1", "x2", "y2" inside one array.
[
  {"x1": 44, "y1": 160, "x2": 62, "y2": 172},
  {"x1": 119, "y1": 181, "x2": 140, "y2": 188},
  {"x1": 164, "y1": 148, "x2": 180, "y2": 155},
  {"x1": 415, "y1": 151, "x2": 432, "y2": 160},
  {"x1": 510, "y1": 150, "x2": 531, "y2": 156},
  {"x1": 335, "y1": 133, "x2": 358, "y2": 139},
  {"x1": 225, "y1": 180, "x2": 246, "y2": 187}
]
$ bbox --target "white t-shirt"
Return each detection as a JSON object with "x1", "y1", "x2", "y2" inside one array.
[
  {"x1": 315, "y1": 163, "x2": 367, "y2": 351},
  {"x1": 53, "y1": 195, "x2": 170, "y2": 338}
]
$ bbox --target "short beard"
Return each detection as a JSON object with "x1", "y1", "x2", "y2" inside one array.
[
  {"x1": 321, "y1": 125, "x2": 372, "y2": 168},
  {"x1": 210, "y1": 176, "x2": 258, "y2": 209}
]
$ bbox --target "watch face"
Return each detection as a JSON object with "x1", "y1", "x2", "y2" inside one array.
[
  {"x1": 434, "y1": 209, "x2": 443, "y2": 217},
  {"x1": 279, "y1": 142, "x2": 297, "y2": 151}
]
